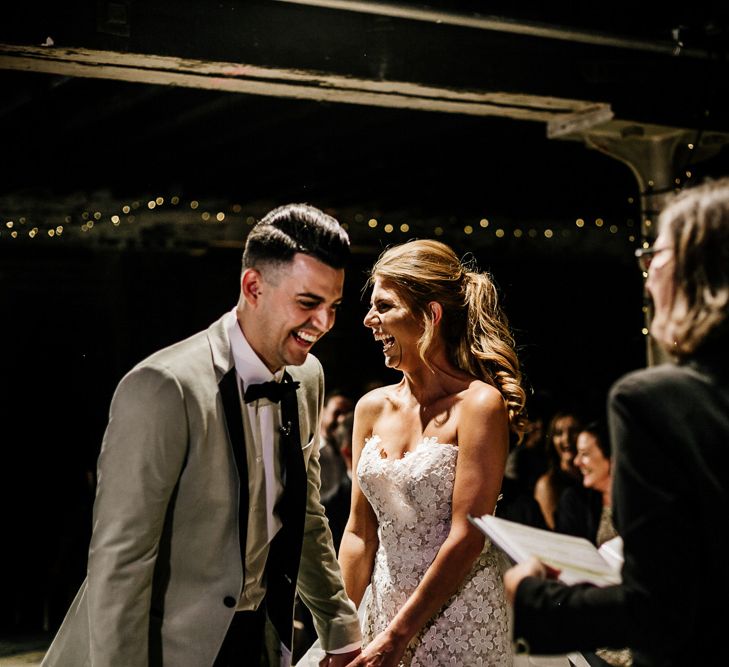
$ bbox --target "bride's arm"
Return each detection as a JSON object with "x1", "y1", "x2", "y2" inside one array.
[
  {"x1": 338, "y1": 393, "x2": 381, "y2": 608},
  {"x1": 347, "y1": 384, "x2": 509, "y2": 666}
]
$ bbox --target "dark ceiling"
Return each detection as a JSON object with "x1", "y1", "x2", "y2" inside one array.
[{"x1": 1, "y1": 1, "x2": 729, "y2": 240}]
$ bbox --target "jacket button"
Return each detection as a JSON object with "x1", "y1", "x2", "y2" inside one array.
[{"x1": 223, "y1": 596, "x2": 236, "y2": 608}]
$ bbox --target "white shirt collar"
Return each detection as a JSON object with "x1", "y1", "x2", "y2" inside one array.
[{"x1": 225, "y1": 308, "x2": 284, "y2": 388}]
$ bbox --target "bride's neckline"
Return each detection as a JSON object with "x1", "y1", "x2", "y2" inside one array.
[{"x1": 365, "y1": 434, "x2": 457, "y2": 462}]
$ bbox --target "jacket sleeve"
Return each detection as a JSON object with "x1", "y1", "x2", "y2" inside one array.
[
  {"x1": 606, "y1": 372, "x2": 698, "y2": 657},
  {"x1": 514, "y1": 578, "x2": 630, "y2": 653},
  {"x1": 86, "y1": 364, "x2": 189, "y2": 667},
  {"x1": 295, "y1": 363, "x2": 361, "y2": 652},
  {"x1": 514, "y1": 371, "x2": 695, "y2": 658}
]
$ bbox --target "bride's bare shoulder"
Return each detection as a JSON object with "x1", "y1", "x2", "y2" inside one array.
[{"x1": 355, "y1": 383, "x2": 401, "y2": 419}]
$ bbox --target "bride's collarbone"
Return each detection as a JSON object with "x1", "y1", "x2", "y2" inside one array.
[{"x1": 370, "y1": 429, "x2": 458, "y2": 460}]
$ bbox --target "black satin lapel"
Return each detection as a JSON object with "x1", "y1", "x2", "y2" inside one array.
[
  {"x1": 281, "y1": 371, "x2": 305, "y2": 490},
  {"x1": 219, "y1": 368, "x2": 249, "y2": 567},
  {"x1": 266, "y1": 371, "x2": 307, "y2": 651}
]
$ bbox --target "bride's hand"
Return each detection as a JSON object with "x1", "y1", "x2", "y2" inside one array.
[
  {"x1": 321, "y1": 648, "x2": 361, "y2": 666},
  {"x1": 342, "y1": 629, "x2": 407, "y2": 667}
]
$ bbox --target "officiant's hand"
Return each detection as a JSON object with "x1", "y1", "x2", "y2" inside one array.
[{"x1": 504, "y1": 556, "x2": 560, "y2": 604}]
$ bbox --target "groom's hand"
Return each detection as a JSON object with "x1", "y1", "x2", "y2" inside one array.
[{"x1": 321, "y1": 648, "x2": 361, "y2": 666}]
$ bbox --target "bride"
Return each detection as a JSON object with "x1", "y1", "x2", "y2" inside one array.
[{"x1": 338, "y1": 240, "x2": 526, "y2": 666}]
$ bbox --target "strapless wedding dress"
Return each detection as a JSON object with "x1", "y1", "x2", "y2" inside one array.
[{"x1": 358, "y1": 435, "x2": 511, "y2": 666}]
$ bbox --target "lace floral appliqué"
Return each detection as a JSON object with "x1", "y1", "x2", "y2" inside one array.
[{"x1": 358, "y1": 436, "x2": 511, "y2": 666}]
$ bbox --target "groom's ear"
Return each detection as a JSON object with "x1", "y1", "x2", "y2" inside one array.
[
  {"x1": 241, "y1": 268, "x2": 263, "y2": 305},
  {"x1": 428, "y1": 301, "x2": 443, "y2": 326}
]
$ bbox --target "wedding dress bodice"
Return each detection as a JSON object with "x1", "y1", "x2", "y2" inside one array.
[{"x1": 357, "y1": 435, "x2": 511, "y2": 666}]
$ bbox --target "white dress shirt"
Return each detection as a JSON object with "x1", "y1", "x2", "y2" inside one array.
[
  {"x1": 226, "y1": 309, "x2": 285, "y2": 610},
  {"x1": 226, "y1": 310, "x2": 360, "y2": 655}
]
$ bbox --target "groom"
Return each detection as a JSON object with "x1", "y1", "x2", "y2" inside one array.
[{"x1": 42, "y1": 204, "x2": 362, "y2": 667}]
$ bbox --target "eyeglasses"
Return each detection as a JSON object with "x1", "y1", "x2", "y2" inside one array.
[{"x1": 634, "y1": 245, "x2": 673, "y2": 272}]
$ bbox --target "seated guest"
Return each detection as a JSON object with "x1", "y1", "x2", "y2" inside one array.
[
  {"x1": 533, "y1": 411, "x2": 582, "y2": 529},
  {"x1": 554, "y1": 421, "x2": 611, "y2": 546},
  {"x1": 561, "y1": 421, "x2": 632, "y2": 667},
  {"x1": 504, "y1": 178, "x2": 729, "y2": 666}
]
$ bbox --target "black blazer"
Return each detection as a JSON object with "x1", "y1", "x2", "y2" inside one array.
[{"x1": 514, "y1": 354, "x2": 729, "y2": 666}]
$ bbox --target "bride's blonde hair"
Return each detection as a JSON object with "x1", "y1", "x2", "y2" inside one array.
[{"x1": 369, "y1": 239, "x2": 527, "y2": 440}]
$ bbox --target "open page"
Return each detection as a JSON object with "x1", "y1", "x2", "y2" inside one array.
[{"x1": 469, "y1": 514, "x2": 622, "y2": 587}]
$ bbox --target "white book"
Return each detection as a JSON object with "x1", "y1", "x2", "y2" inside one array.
[{"x1": 469, "y1": 514, "x2": 622, "y2": 587}]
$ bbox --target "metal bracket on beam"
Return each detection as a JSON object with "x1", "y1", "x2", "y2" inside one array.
[{"x1": 546, "y1": 104, "x2": 614, "y2": 139}]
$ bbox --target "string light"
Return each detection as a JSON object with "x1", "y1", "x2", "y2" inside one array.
[{"x1": 1, "y1": 193, "x2": 642, "y2": 252}]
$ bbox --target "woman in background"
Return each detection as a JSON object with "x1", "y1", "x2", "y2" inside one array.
[
  {"x1": 533, "y1": 411, "x2": 582, "y2": 529},
  {"x1": 555, "y1": 421, "x2": 612, "y2": 546}
]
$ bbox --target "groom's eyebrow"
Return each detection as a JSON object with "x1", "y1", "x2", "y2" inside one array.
[{"x1": 297, "y1": 291, "x2": 343, "y2": 305}]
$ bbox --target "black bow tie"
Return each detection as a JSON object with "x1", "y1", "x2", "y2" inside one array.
[{"x1": 243, "y1": 379, "x2": 300, "y2": 404}]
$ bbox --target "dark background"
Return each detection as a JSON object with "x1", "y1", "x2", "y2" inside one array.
[{"x1": 2, "y1": 0, "x2": 729, "y2": 637}]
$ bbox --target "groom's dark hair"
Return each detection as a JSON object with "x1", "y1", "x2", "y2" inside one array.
[{"x1": 243, "y1": 203, "x2": 350, "y2": 273}]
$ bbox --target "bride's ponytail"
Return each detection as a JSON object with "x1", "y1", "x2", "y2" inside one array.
[{"x1": 461, "y1": 272, "x2": 527, "y2": 440}]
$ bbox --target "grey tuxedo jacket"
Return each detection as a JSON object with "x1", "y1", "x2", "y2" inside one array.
[{"x1": 42, "y1": 314, "x2": 360, "y2": 667}]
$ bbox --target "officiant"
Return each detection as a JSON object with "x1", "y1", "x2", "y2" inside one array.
[{"x1": 504, "y1": 178, "x2": 729, "y2": 667}]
